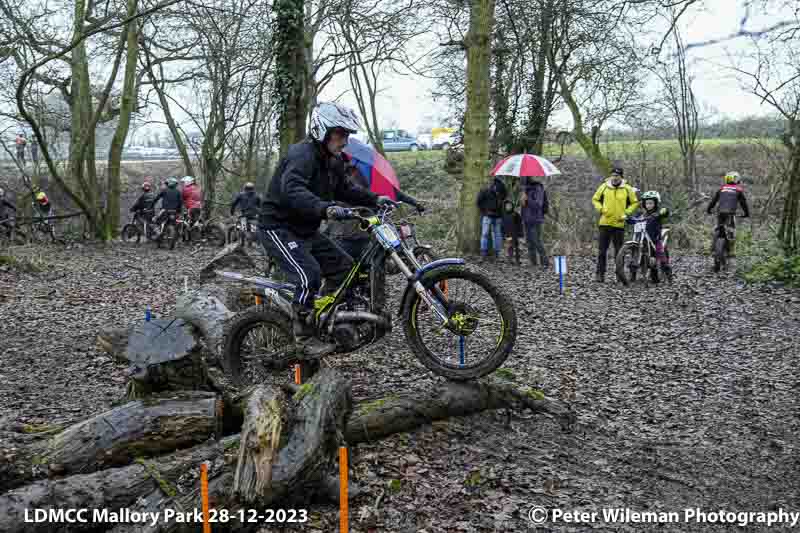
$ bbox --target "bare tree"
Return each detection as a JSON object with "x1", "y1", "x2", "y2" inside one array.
[
  {"x1": 732, "y1": 35, "x2": 800, "y2": 252},
  {"x1": 652, "y1": 21, "x2": 699, "y2": 189}
]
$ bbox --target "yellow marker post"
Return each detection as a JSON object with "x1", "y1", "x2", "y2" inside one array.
[
  {"x1": 339, "y1": 447, "x2": 348, "y2": 533},
  {"x1": 200, "y1": 463, "x2": 211, "y2": 533}
]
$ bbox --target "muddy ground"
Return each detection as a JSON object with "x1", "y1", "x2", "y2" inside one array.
[{"x1": 1, "y1": 241, "x2": 798, "y2": 532}]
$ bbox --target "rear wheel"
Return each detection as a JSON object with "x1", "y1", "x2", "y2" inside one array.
[
  {"x1": 122, "y1": 223, "x2": 141, "y2": 244},
  {"x1": 713, "y1": 235, "x2": 727, "y2": 272},
  {"x1": 402, "y1": 265, "x2": 517, "y2": 381},
  {"x1": 164, "y1": 224, "x2": 178, "y2": 250},
  {"x1": 222, "y1": 306, "x2": 297, "y2": 388},
  {"x1": 615, "y1": 243, "x2": 641, "y2": 286},
  {"x1": 204, "y1": 223, "x2": 227, "y2": 247}
]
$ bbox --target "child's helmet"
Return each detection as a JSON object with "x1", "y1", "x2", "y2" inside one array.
[
  {"x1": 166, "y1": 177, "x2": 178, "y2": 188},
  {"x1": 640, "y1": 190, "x2": 660, "y2": 208},
  {"x1": 35, "y1": 191, "x2": 48, "y2": 204}
]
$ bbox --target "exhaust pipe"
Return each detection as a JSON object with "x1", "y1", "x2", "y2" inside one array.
[{"x1": 321, "y1": 310, "x2": 392, "y2": 330}]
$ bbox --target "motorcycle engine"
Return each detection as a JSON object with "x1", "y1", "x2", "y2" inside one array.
[{"x1": 330, "y1": 291, "x2": 375, "y2": 352}]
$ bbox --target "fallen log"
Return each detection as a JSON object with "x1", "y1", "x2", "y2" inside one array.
[
  {"x1": 343, "y1": 379, "x2": 575, "y2": 444},
  {"x1": 0, "y1": 436, "x2": 238, "y2": 533},
  {"x1": 0, "y1": 391, "x2": 222, "y2": 493}
]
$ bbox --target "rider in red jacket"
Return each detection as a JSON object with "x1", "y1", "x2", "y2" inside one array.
[{"x1": 181, "y1": 176, "x2": 203, "y2": 224}]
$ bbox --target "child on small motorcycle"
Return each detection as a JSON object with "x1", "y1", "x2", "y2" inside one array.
[{"x1": 626, "y1": 190, "x2": 672, "y2": 281}]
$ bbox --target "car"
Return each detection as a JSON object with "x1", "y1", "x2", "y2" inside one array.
[
  {"x1": 381, "y1": 129, "x2": 419, "y2": 152},
  {"x1": 416, "y1": 134, "x2": 432, "y2": 150}
]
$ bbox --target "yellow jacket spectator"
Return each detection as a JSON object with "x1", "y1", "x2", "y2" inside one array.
[
  {"x1": 591, "y1": 167, "x2": 639, "y2": 282},
  {"x1": 592, "y1": 174, "x2": 639, "y2": 228}
]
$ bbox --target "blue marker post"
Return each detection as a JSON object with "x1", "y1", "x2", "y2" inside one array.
[
  {"x1": 555, "y1": 256, "x2": 567, "y2": 295},
  {"x1": 459, "y1": 336, "x2": 465, "y2": 367},
  {"x1": 145, "y1": 305, "x2": 151, "y2": 322}
]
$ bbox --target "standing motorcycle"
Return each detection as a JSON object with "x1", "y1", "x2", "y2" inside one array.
[
  {"x1": 121, "y1": 211, "x2": 158, "y2": 244},
  {"x1": 217, "y1": 203, "x2": 517, "y2": 386},
  {"x1": 155, "y1": 209, "x2": 180, "y2": 250},
  {"x1": 616, "y1": 214, "x2": 671, "y2": 286}
]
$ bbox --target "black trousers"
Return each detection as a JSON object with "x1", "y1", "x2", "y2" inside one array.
[
  {"x1": 597, "y1": 226, "x2": 624, "y2": 275},
  {"x1": 260, "y1": 227, "x2": 353, "y2": 312}
]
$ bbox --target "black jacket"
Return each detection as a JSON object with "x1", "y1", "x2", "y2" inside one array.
[
  {"x1": 131, "y1": 191, "x2": 156, "y2": 213},
  {"x1": 0, "y1": 197, "x2": 15, "y2": 218},
  {"x1": 476, "y1": 178, "x2": 507, "y2": 217},
  {"x1": 155, "y1": 188, "x2": 183, "y2": 211},
  {"x1": 260, "y1": 139, "x2": 378, "y2": 237},
  {"x1": 707, "y1": 184, "x2": 749, "y2": 217},
  {"x1": 231, "y1": 191, "x2": 262, "y2": 218}
]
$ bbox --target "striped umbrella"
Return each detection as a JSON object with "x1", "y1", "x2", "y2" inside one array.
[
  {"x1": 342, "y1": 138, "x2": 400, "y2": 200},
  {"x1": 490, "y1": 153, "x2": 562, "y2": 177}
]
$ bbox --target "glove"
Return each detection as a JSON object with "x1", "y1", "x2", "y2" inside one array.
[
  {"x1": 659, "y1": 208, "x2": 668, "y2": 216},
  {"x1": 416, "y1": 203, "x2": 426, "y2": 214},
  {"x1": 326, "y1": 205, "x2": 351, "y2": 220},
  {"x1": 376, "y1": 196, "x2": 395, "y2": 207}
]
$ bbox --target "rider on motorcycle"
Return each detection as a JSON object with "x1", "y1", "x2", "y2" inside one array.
[
  {"x1": 130, "y1": 181, "x2": 157, "y2": 224},
  {"x1": 628, "y1": 190, "x2": 672, "y2": 281},
  {"x1": 230, "y1": 182, "x2": 262, "y2": 232},
  {"x1": 181, "y1": 176, "x2": 203, "y2": 225},
  {"x1": 34, "y1": 191, "x2": 54, "y2": 220},
  {"x1": 258, "y1": 101, "x2": 393, "y2": 360},
  {"x1": 706, "y1": 171, "x2": 750, "y2": 257},
  {"x1": 154, "y1": 177, "x2": 183, "y2": 224}
]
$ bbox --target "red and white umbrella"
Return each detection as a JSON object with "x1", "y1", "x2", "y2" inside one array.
[{"x1": 490, "y1": 154, "x2": 562, "y2": 177}]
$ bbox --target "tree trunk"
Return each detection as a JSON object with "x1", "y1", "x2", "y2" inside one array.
[
  {"x1": 0, "y1": 392, "x2": 221, "y2": 493},
  {"x1": 779, "y1": 145, "x2": 800, "y2": 253},
  {"x1": 105, "y1": 0, "x2": 139, "y2": 240},
  {"x1": 175, "y1": 284, "x2": 236, "y2": 358},
  {"x1": 274, "y1": 0, "x2": 308, "y2": 158},
  {"x1": 458, "y1": 0, "x2": 496, "y2": 255}
]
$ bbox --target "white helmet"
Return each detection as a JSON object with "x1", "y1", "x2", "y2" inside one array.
[
  {"x1": 309, "y1": 102, "x2": 361, "y2": 142},
  {"x1": 181, "y1": 176, "x2": 194, "y2": 185}
]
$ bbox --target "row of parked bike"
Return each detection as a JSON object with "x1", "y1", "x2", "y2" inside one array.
[{"x1": 121, "y1": 209, "x2": 255, "y2": 249}]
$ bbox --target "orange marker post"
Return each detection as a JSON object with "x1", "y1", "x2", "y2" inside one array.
[
  {"x1": 254, "y1": 295, "x2": 262, "y2": 306},
  {"x1": 294, "y1": 364, "x2": 302, "y2": 384},
  {"x1": 339, "y1": 447, "x2": 348, "y2": 533},
  {"x1": 200, "y1": 463, "x2": 211, "y2": 533}
]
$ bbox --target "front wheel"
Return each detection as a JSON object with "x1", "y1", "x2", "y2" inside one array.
[
  {"x1": 204, "y1": 223, "x2": 227, "y2": 247},
  {"x1": 402, "y1": 264, "x2": 517, "y2": 381},
  {"x1": 615, "y1": 242, "x2": 641, "y2": 286},
  {"x1": 122, "y1": 223, "x2": 141, "y2": 244}
]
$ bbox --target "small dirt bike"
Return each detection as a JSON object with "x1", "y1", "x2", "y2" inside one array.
[
  {"x1": 182, "y1": 211, "x2": 227, "y2": 247},
  {"x1": 711, "y1": 214, "x2": 742, "y2": 273},
  {"x1": 155, "y1": 210, "x2": 180, "y2": 250},
  {"x1": 122, "y1": 211, "x2": 158, "y2": 244},
  {"x1": 616, "y1": 214, "x2": 671, "y2": 286},
  {"x1": 227, "y1": 216, "x2": 259, "y2": 247},
  {"x1": 217, "y1": 203, "x2": 517, "y2": 386}
]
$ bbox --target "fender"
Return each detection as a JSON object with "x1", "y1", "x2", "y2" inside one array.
[{"x1": 397, "y1": 258, "x2": 466, "y2": 316}]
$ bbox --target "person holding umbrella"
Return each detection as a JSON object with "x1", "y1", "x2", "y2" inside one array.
[{"x1": 489, "y1": 153, "x2": 561, "y2": 265}]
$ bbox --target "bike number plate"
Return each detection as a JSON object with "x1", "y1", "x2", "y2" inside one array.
[
  {"x1": 374, "y1": 224, "x2": 401, "y2": 248},
  {"x1": 399, "y1": 224, "x2": 413, "y2": 239},
  {"x1": 634, "y1": 222, "x2": 647, "y2": 232}
]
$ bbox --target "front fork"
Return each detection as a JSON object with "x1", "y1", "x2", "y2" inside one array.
[{"x1": 389, "y1": 250, "x2": 450, "y2": 323}]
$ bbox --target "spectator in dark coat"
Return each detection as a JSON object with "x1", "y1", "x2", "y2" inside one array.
[
  {"x1": 521, "y1": 177, "x2": 549, "y2": 268},
  {"x1": 476, "y1": 177, "x2": 507, "y2": 258}
]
